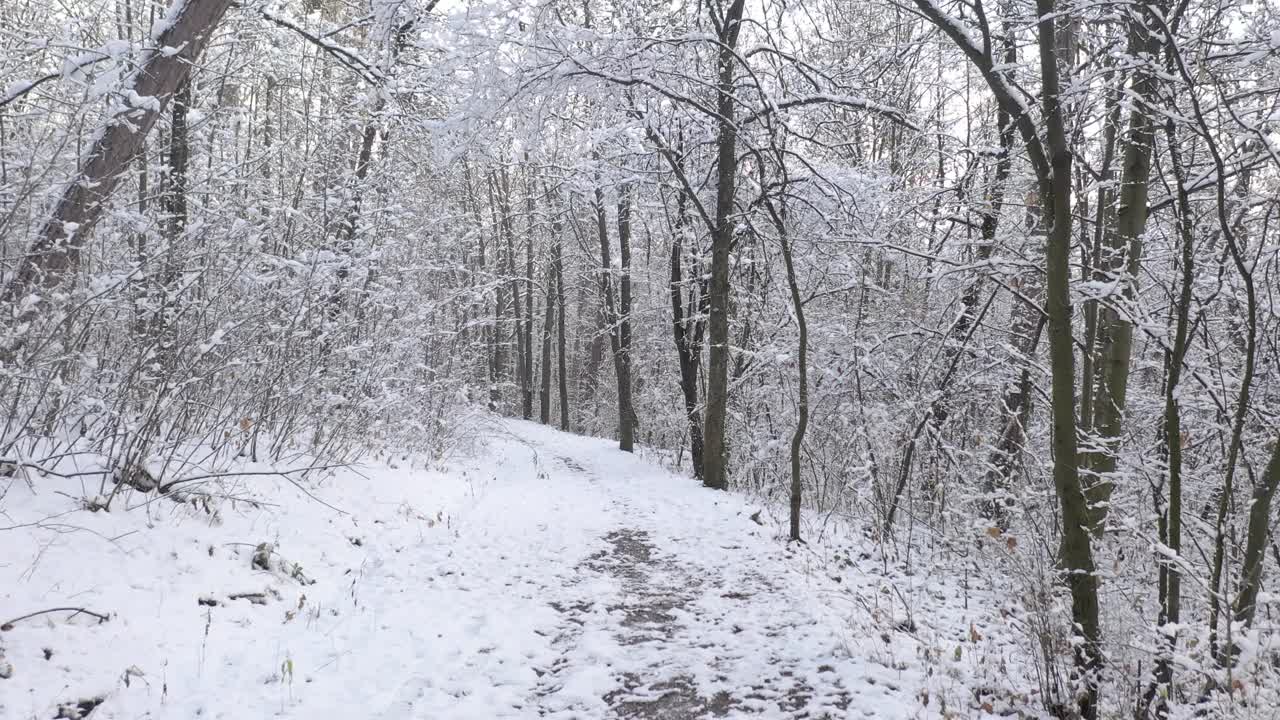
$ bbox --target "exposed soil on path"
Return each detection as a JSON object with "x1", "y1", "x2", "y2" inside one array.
[
  {"x1": 589, "y1": 529, "x2": 734, "y2": 719},
  {"x1": 540, "y1": 525, "x2": 852, "y2": 719}
]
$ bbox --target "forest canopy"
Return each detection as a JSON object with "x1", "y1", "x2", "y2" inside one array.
[{"x1": 2, "y1": 0, "x2": 1279, "y2": 717}]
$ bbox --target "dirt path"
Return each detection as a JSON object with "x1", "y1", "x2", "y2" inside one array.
[
  {"x1": 590, "y1": 529, "x2": 733, "y2": 718},
  {"x1": 534, "y1": 455, "x2": 854, "y2": 719}
]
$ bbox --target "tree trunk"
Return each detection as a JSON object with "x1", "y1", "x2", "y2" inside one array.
[
  {"x1": 462, "y1": 158, "x2": 493, "y2": 403},
  {"x1": 554, "y1": 208, "x2": 570, "y2": 431},
  {"x1": 1146, "y1": 111, "x2": 1194, "y2": 720},
  {"x1": 762, "y1": 170, "x2": 807, "y2": 542},
  {"x1": 501, "y1": 167, "x2": 523, "y2": 416},
  {"x1": 702, "y1": 0, "x2": 747, "y2": 490},
  {"x1": 486, "y1": 172, "x2": 509, "y2": 408},
  {"x1": 539, "y1": 235, "x2": 556, "y2": 425},
  {"x1": 1232, "y1": 436, "x2": 1280, "y2": 630},
  {"x1": 2, "y1": 0, "x2": 233, "y2": 337},
  {"x1": 321, "y1": 112, "x2": 377, "y2": 358},
  {"x1": 1036, "y1": 2, "x2": 1101, "y2": 715},
  {"x1": 670, "y1": 187, "x2": 707, "y2": 479},
  {"x1": 522, "y1": 167, "x2": 536, "y2": 420},
  {"x1": 983, "y1": 198, "x2": 1046, "y2": 527},
  {"x1": 1079, "y1": 71, "x2": 1124, "y2": 433},
  {"x1": 593, "y1": 182, "x2": 634, "y2": 452},
  {"x1": 616, "y1": 184, "x2": 636, "y2": 450},
  {"x1": 933, "y1": 103, "x2": 1011, "y2": 431},
  {"x1": 1084, "y1": 3, "x2": 1165, "y2": 533},
  {"x1": 152, "y1": 76, "x2": 192, "y2": 372}
]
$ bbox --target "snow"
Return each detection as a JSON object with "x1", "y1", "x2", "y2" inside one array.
[
  {"x1": 150, "y1": 0, "x2": 189, "y2": 42},
  {"x1": 123, "y1": 90, "x2": 161, "y2": 113},
  {"x1": 2, "y1": 420, "x2": 1032, "y2": 718}
]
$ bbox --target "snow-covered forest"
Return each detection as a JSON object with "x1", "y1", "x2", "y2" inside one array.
[{"x1": 2, "y1": 0, "x2": 1279, "y2": 718}]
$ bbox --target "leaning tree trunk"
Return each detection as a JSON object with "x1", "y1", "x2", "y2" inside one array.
[{"x1": 2, "y1": 0, "x2": 234, "y2": 348}]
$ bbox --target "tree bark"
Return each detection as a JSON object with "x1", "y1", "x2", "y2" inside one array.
[
  {"x1": 616, "y1": 184, "x2": 636, "y2": 449},
  {"x1": 151, "y1": 76, "x2": 192, "y2": 371},
  {"x1": 701, "y1": 0, "x2": 747, "y2": 490},
  {"x1": 593, "y1": 182, "x2": 635, "y2": 452},
  {"x1": 500, "y1": 167, "x2": 523, "y2": 415},
  {"x1": 1232, "y1": 436, "x2": 1280, "y2": 630},
  {"x1": 670, "y1": 185, "x2": 707, "y2": 479},
  {"x1": 1084, "y1": 3, "x2": 1165, "y2": 533},
  {"x1": 522, "y1": 166, "x2": 536, "y2": 420},
  {"x1": 554, "y1": 205, "x2": 570, "y2": 431},
  {"x1": 983, "y1": 198, "x2": 1046, "y2": 528},
  {"x1": 485, "y1": 172, "x2": 507, "y2": 408},
  {"x1": 539, "y1": 232, "x2": 556, "y2": 425},
  {"x1": 761, "y1": 170, "x2": 807, "y2": 542},
  {"x1": 1146, "y1": 110, "x2": 1194, "y2": 720},
  {"x1": 1036, "y1": 2, "x2": 1102, "y2": 715}
]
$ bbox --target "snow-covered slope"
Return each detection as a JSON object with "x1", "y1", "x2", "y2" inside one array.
[{"x1": 2, "y1": 420, "x2": 1033, "y2": 719}]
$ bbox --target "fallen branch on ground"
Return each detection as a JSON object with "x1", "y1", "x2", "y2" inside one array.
[{"x1": 1, "y1": 607, "x2": 111, "y2": 631}]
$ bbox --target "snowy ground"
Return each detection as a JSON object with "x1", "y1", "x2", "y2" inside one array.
[{"x1": 2, "y1": 419, "x2": 1038, "y2": 719}]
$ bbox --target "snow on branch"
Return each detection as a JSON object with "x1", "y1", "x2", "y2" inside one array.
[
  {"x1": 741, "y1": 94, "x2": 918, "y2": 131},
  {"x1": 256, "y1": 5, "x2": 387, "y2": 85}
]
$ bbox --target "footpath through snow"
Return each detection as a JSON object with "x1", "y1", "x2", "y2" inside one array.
[{"x1": 2, "y1": 419, "x2": 1032, "y2": 719}]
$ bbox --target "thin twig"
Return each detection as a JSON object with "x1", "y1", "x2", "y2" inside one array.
[{"x1": 2, "y1": 606, "x2": 110, "y2": 630}]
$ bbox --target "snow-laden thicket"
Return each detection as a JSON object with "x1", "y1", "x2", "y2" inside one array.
[{"x1": 3, "y1": 0, "x2": 1280, "y2": 717}]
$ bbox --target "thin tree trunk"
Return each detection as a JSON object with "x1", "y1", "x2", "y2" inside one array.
[
  {"x1": 1232, "y1": 437, "x2": 1280, "y2": 630},
  {"x1": 500, "y1": 167, "x2": 523, "y2": 415},
  {"x1": 462, "y1": 159, "x2": 495, "y2": 408},
  {"x1": 522, "y1": 166, "x2": 536, "y2": 419},
  {"x1": 932, "y1": 103, "x2": 1011, "y2": 431},
  {"x1": 1145, "y1": 111, "x2": 1195, "y2": 720},
  {"x1": 1080, "y1": 70, "x2": 1123, "y2": 432},
  {"x1": 539, "y1": 239, "x2": 556, "y2": 425},
  {"x1": 555, "y1": 225, "x2": 570, "y2": 431},
  {"x1": 154, "y1": 76, "x2": 192, "y2": 370},
  {"x1": 616, "y1": 183, "x2": 636, "y2": 449},
  {"x1": 761, "y1": 165, "x2": 807, "y2": 541},
  {"x1": 984, "y1": 199, "x2": 1046, "y2": 527},
  {"x1": 670, "y1": 185, "x2": 707, "y2": 478},
  {"x1": 486, "y1": 172, "x2": 508, "y2": 407},
  {"x1": 593, "y1": 182, "x2": 634, "y2": 452},
  {"x1": 318, "y1": 14, "x2": 415, "y2": 358}
]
